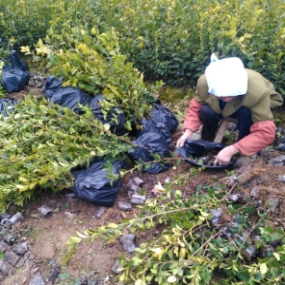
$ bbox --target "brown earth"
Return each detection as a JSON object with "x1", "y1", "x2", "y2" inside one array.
[{"x1": 1, "y1": 86, "x2": 285, "y2": 285}]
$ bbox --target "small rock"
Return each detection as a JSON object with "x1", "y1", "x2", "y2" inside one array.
[
  {"x1": 0, "y1": 241, "x2": 8, "y2": 252},
  {"x1": 264, "y1": 197, "x2": 279, "y2": 212},
  {"x1": 258, "y1": 150, "x2": 271, "y2": 162},
  {"x1": 242, "y1": 245, "x2": 256, "y2": 261},
  {"x1": 5, "y1": 251, "x2": 20, "y2": 266},
  {"x1": 275, "y1": 143, "x2": 285, "y2": 151},
  {"x1": 29, "y1": 274, "x2": 45, "y2": 285},
  {"x1": 0, "y1": 260, "x2": 14, "y2": 275},
  {"x1": 211, "y1": 208, "x2": 223, "y2": 224},
  {"x1": 9, "y1": 212, "x2": 23, "y2": 225},
  {"x1": 268, "y1": 155, "x2": 285, "y2": 165},
  {"x1": 276, "y1": 127, "x2": 285, "y2": 135},
  {"x1": 64, "y1": 211, "x2": 76, "y2": 220},
  {"x1": 118, "y1": 202, "x2": 132, "y2": 211},
  {"x1": 132, "y1": 177, "x2": 144, "y2": 186},
  {"x1": 228, "y1": 122, "x2": 237, "y2": 131},
  {"x1": 250, "y1": 187, "x2": 259, "y2": 199},
  {"x1": 278, "y1": 174, "x2": 285, "y2": 182},
  {"x1": 93, "y1": 207, "x2": 106, "y2": 219},
  {"x1": 131, "y1": 194, "x2": 146, "y2": 205},
  {"x1": 111, "y1": 260, "x2": 123, "y2": 275},
  {"x1": 65, "y1": 193, "x2": 79, "y2": 202},
  {"x1": 164, "y1": 177, "x2": 171, "y2": 183},
  {"x1": 228, "y1": 193, "x2": 244, "y2": 204},
  {"x1": 120, "y1": 234, "x2": 136, "y2": 254},
  {"x1": 212, "y1": 208, "x2": 223, "y2": 218},
  {"x1": 15, "y1": 257, "x2": 25, "y2": 268},
  {"x1": 227, "y1": 175, "x2": 236, "y2": 188},
  {"x1": 13, "y1": 242, "x2": 28, "y2": 255},
  {"x1": 3, "y1": 232, "x2": 16, "y2": 245},
  {"x1": 37, "y1": 205, "x2": 53, "y2": 217},
  {"x1": 129, "y1": 183, "x2": 139, "y2": 192}
]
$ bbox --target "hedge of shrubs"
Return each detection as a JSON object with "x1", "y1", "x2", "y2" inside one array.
[{"x1": 1, "y1": 0, "x2": 285, "y2": 92}]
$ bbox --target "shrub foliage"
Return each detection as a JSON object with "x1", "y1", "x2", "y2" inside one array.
[
  {"x1": 69, "y1": 177, "x2": 285, "y2": 285},
  {"x1": 2, "y1": 0, "x2": 285, "y2": 91}
]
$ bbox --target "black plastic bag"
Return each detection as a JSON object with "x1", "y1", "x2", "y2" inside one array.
[
  {"x1": 151, "y1": 102, "x2": 179, "y2": 133},
  {"x1": 71, "y1": 158, "x2": 126, "y2": 207},
  {"x1": 129, "y1": 133, "x2": 171, "y2": 174},
  {"x1": 0, "y1": 98, "x2": 16, "y2": 116},
  {"x1": 89, "y1": 94, "x2": 127, "y2": 135},
  {"x1": 42, "y1": 76, "x2": 63, "y2": 100},
  {"x1": 1, "y1": 51, "x2": 30, "y2": 93},
  {"x1": 176, "y1": 139, "x2": 235, "y2": 169},
  {"x1": 49, "y1": 86, "x2": 92, "y2": 114},
  {"x1": 43, "y1": 75, "x2": 91, "y2": 114},
  {"x1": 137, "y1": 119, "x2": 172, "y2": 145}
]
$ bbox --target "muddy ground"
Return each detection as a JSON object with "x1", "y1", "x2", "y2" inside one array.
[{"x1": 1, "y1": 82, "x2": 285, "y2": 285}]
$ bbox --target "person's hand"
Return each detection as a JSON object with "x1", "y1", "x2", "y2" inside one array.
[
  {"x1": 176, "y1": 129, "x2": 193, "y2": 148},
  {"x1": 214, "y1": 145, "x2": 239, "y2": 166}
]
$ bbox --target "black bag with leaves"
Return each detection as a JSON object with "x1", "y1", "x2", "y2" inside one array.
[
  {"x1": 1, "y1": 50, "x2": 30, "y2": 93},
  {"x1": 42, "y1": 76, "x2": 63, "y2": 100},
  {"x1": 71, "y1": 158, "x2": 126, "y2": 207},
  {"x1": 129, "y1": 133, "x2": 171, "y2": 174},
  {"x1": 176, "y1": 139, "x2": 235, "y2": 169},
  {"x1": 136, "y1": 118, "x2": 172, "y2": 145},
  {"x1": 0, "y1": 98, "x2": 16, "y2": 116},
  {"x1": 151, "y1": 102, "x2": 179, "y2": 133},
  {"x1": 89, "y1": 94, "x2": 127, "y2": 135},
  {"x1": 42, "y1": 76, "x2": 92, "y2": 114}
]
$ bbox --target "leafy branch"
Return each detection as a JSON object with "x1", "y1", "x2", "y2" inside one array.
[{"x1": 68, "y1": 173, "x2": 285, "y2": 285}]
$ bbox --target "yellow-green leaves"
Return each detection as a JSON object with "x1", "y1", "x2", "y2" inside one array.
[
  {"x1": 0, "y1": 96, "x2": 133, "y2": 211},
  {"x1": 260, "y1": 263, "x2": 268, "y2": 275}
]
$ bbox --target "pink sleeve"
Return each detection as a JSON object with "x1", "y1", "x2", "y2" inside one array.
[
  {"x1": 183, "y1": 98, "x2": 203, "y2": 132},
  {"x1": 234, "y1": 121, "x2": 276, "y2": 156}
]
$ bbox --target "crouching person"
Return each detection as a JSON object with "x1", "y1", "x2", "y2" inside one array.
[{"x1": 176, "y1": 54, "x2": 283, "y2": 166}]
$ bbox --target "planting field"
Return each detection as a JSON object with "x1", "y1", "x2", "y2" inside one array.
[{"x1": 1, "y1": 0, "x2": 285, "y2": 284}]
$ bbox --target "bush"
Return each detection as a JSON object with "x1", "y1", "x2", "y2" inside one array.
[
  {"x1": 0, "y1": 95, "x2": 134, "y2": 212},
  {"x1": 3, "y1": 0, "x2": 285, "y2": 92},
  {"x1": 27, "y1": 26, "x2": 161, "y2": 130}
]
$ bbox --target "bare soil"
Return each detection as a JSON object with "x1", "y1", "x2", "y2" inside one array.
[{"x1": 2, "y1": 87, "x2": 285, "y2": 285}]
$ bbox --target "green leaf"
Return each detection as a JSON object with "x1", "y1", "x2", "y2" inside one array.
[
  {"x1": 260, "y1": 263, "x2": 268, "y2": 275},
  {"x1": 135, "y1": 280, "x2": 145, "y2": 285},
  {"x1": 167, "y1": 276, "x2": 177, "y2": 283},
  {"x1": 103, "y1": 123, "x2": 110, "y2": 131},
  {"x1": 273, "y1": 252, "x2": 280, "y2": 261},
  {"x1": 107, "y1": 223, "x2": 118, "y2": 229}
]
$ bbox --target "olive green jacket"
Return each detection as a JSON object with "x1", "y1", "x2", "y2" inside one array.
[{"x1": 195, "y1": 69, "x2": 283, "y2": 122}]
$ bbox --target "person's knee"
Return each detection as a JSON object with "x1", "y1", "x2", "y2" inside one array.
[
  {"x1": 200, "y1": 104, "x2": 213, "y2": 119},
  {"x1": 235, "y1": 107, "x2": 252, "y2": 122}
]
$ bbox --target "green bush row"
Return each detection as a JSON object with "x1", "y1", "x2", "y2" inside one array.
[{"x1": 1, "y1": 0, "x2": 285, "y2": 91}]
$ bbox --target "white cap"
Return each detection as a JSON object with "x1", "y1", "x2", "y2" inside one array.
[{"x1": 205, "y1": 53, "x2": 248, "y2": 97}]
